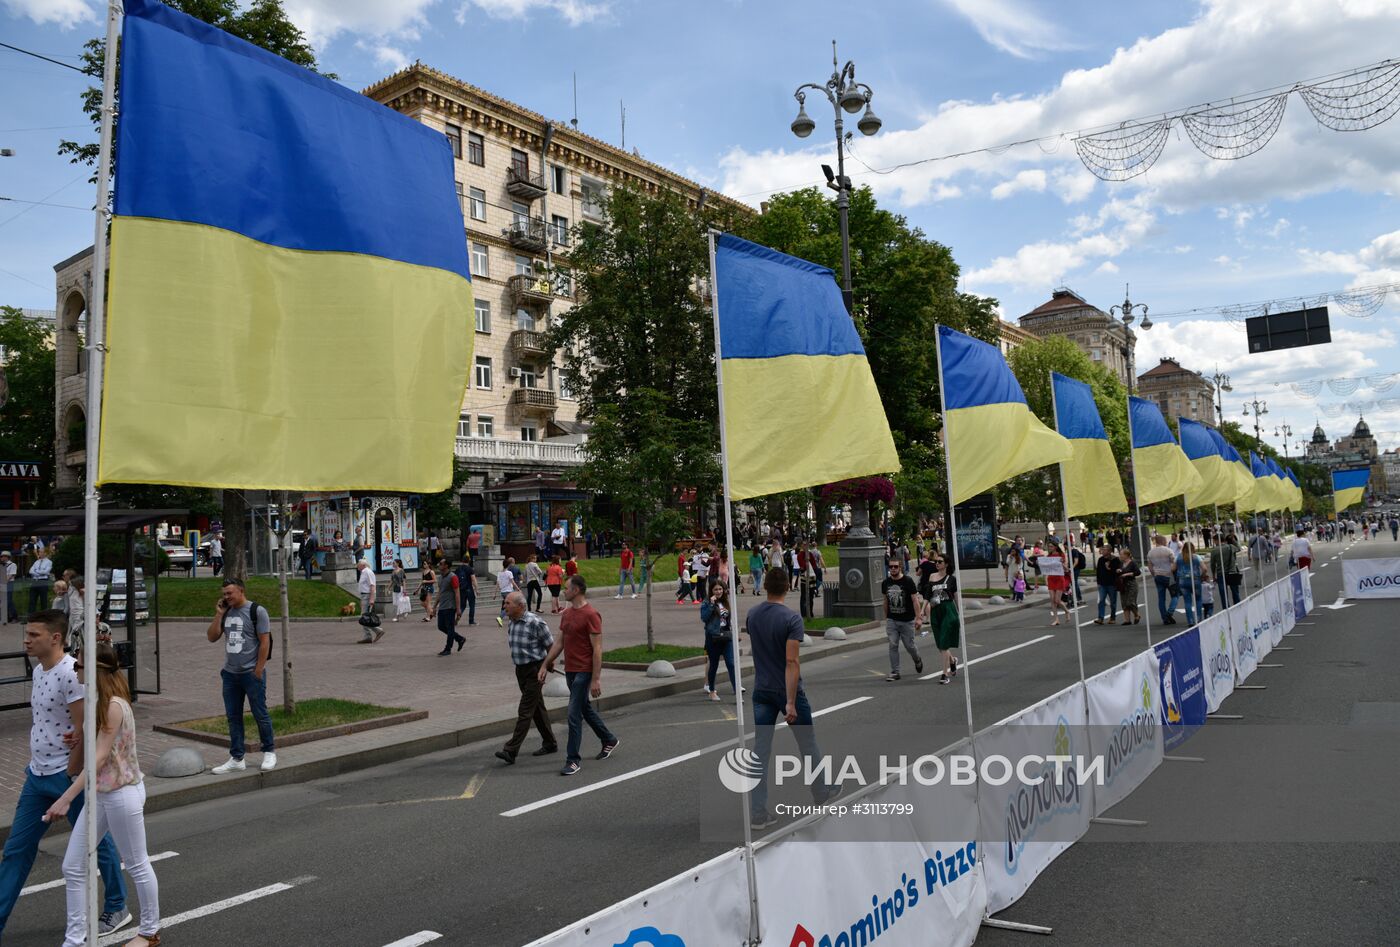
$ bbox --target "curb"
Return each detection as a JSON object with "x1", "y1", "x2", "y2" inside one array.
[
  {"x1": 153, "y1": 709, "x2": 429, "y2": 748},
  {"x1": 0, "y1": 600, "x2": 1034, "y2": 842}
]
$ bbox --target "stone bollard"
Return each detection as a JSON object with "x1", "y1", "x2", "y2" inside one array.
[
  {"x1": 151, "y1": 747, "x2": 205, "y2": 778},
  {"x1": 646, "y1": 660, "x2": 677, "y2": 678},
  {"x1": 988, "y1": 595, "x2": 1006, "y2": 606},
  {"x1": 823, "y1": 626, "x2": 848, "y2": 641}
]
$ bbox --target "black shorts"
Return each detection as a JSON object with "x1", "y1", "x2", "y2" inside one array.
[{"x1": 548, "y1": 584, "x2": 561, "y2": 598}]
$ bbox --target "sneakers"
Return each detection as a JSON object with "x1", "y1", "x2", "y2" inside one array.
[
  {"x1": 211, "y1": 757, "x2": 246, "y2": 774},
  {"x1": 261, "y1": 751, "x2": 278, "y2": 771},
  {"x1": 532, "y1": 745, "x2": 558, "y2": 756},
  {"x1": 938, "y1": 673, "x2": 951, "y2": 685},
  {"x1": 596, "y1": 739, "x2": 619, "y2": 760},
  {"x1": 356, "y1": 636, "x2": 374, "y2": 644},
  {"x1": 913, "y1": 657, "x2": 924, "y2": 675},
  {"x1": 709, "y1": 691, "x2": 721, "y2": 702},
  {"x1": 885, "y1": 672, "x2": 901, "y2": 682},
  {"x1": 630, "y1": 593, "x2": 639, "y2": 599},
  {"x1": 560, "y1": 761, "x2": 581, "y2": 776},
  {"x1": 750, "y1": 811, "x2": 779, "y2": 830},
  {"x1": 98, "y1": 908, "x2": 132, "y2": 936},
  {"x1": 614, "y1": 594, "x2": 623, "y2": 599},
  {"x1": 372, "y1": 628, "x2": 385, "y2": 643}
]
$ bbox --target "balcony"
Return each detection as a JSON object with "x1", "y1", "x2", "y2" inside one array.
[
  {"x1": 508, "y1": 273, "x2": 553, "y2": 307},
  {"x1": 510, "y1": 329, "x2": 550, "y2": 359},
  {"x1": 506, "y1": 165, "x2": 547, "y2": 200},
  {"x1": 510, "y1": 387, "x2": 557, "y2": 416},
  {"x1": 504, "y1": 218, "x2": 547, "y2": 253},
  {"x1": 454, "y1": 435, "x2": 583, "y2": 466}
]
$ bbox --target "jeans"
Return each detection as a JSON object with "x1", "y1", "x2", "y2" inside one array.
[
  {"x1": 359, "y1": 593, "x2": 375, "y2": 640},
  {"x1": 1176, "y1": 578, "x2": 1196, "y2": 625},
  {"x1": 885, "y1": 619, "x2": 920, "y2": 674},
  {"x1": 221, "y1": 668, "x2": 275, "y2": 760},
  {"x1": 1225, "y1": 576, "x2": 1242, "y2": 607},
  {"x1": 1096, "y1": 583, "x2": 1118, "y2": 621},
  {"x1": 1072, "y1": 569, "x2": 1084, "y2": 604},
  {"x1": 463, "y1": 584, "x2": 476, "y2": 623},
  {"x1": 565, "y1": 671, "x2": 615, "y2": 764},
  {"x1": 1200, "y1": 601, "x2": 1214, "y2": 618},
  {"x1": 303, "y1": 556, "x2": 315, "y2": 580},
  {"x1": 750, "y1": 688, "x2": 829, "y2": 819},
  {"x1": 504, "y1": 660, "x2": 554, "y2": 755},
  {"x1": 526, "y1": 580, "x2": 542, "y2": 612},
  {"x1": 618, "y1": 568, "x2": 637, "y2": 596},
  {"x1": 211, "y1": 556, "x2": 223, "y2": 576},
  {"x1": 27, "y1": 581, "x2": 49, "y2": 614},
  {"x1": 1154, "y1": 575, "x2": 1179, "y2": 622},
  {"x1": 705, "y1": 636, "x2": 737, "y2": 693},
  {"x1": 63, "y1": 782, "x2": 159, "y2": 945},
  {"x1": 0, "y1": 767, "x2": 125, "y2": 932}
]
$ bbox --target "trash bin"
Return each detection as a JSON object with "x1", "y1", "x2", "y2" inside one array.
[{"x1": 822, "y1": 580, "x2": 839, "y2": 616}]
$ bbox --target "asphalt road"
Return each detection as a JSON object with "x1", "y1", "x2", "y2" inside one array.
[{"x1": 5, "y1": 534, "x2": 1396, "y2": 946}]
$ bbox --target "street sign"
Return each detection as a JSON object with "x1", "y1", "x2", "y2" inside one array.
[{"x1": 1246, "y1": 307, "x2": 1331, "y2": 353}]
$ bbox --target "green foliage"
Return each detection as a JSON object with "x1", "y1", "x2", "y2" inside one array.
[
  {"x1": 59, "y1": 0, "x2": 330, "y2": 175},
  {"x1": 0, "y1": 307, "x2": 56, "y2": 503},
  {"x1": 154, "y1": 576, "x2": 355, "y2": 618},
  {"x1": 418, "y1": 463, "x2": 473, "y2": 535},
  {"x1": 52, "y1": 534, "x2": 168, "y2": 576},
  {"x1": 179, "y1": 697, "x2": 407, "y2": 737}
]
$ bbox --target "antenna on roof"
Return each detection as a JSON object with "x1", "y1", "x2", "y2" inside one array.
[{"x1": 571, "y1": 73, "x2": 578, "y2": 129}]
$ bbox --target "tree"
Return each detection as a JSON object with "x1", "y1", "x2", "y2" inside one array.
[
  {"x1": 418, "y1": 463, "x2": 473, "y2": 548},
  {"x1": 0, "y1": 307, "x2": 57, "y2": 504}
]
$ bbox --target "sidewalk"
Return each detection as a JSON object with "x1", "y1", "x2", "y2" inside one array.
[{"x1": 0, "y1": 585, "x2": 1034, "y2": 837}]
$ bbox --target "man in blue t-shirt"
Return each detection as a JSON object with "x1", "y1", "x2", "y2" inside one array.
[{"x1": 745, "y1": 567, "x2": 839, "y2": 830}]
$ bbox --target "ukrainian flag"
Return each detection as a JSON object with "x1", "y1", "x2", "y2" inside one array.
[
  {"x1": 1208, "y1": 428, "x2": 1255, "y2": 507},
  {"x1": 1332, "y1": 467, "x2": 1370, "y2": 513},
  {"x1": 1267, "y1": 458, "x2": 1292, "y2": 511},
  {"x1": 1128, "y1": 397, "x2": 1202, "y2": 506},
  {"x1": 1285, "y1": 468, "x2": 1303, "y2": 512},
  {"x1": 98, "y1": 0, "x2": 473, "y2": 492},
  {"x1": 1178, "y1": 418, "x2": 1234, "y2": 506},
  {"x1": 713, "y1": 234, "x2": 898, "y2": 499},
  {"x1": 938, "y1": 326, "x2": 1070, "y2": 505},
  {"x1": 1051, "y1": 372, "x2": 1126, "y2": 516},
  {"x1": 1249, "y1": 452, "x2": 1279, "y2": 510}
]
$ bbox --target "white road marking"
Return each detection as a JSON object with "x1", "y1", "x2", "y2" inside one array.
[
  {"x1": 97, "y1": 876, "x2": 315, "y2": 946},
  {"x1": 22, "y1": 852, "x2": 179, "y2": 897},
  {"x1": 501, "y1": 697, "x2": 873, "y2": 818},
  {"x1": 921, "y1": 635, "x2": 1054, "y2": 680},
  {"x1": 382, "y1": 934, "x2": 443, "y2": 947}
]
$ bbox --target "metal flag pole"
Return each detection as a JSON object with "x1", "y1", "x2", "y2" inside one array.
[
  {"x1": 1125, "y1": 398, "x2": 1153, "y2": 647},
  {"x1": 80, "y1": 3, "x2": 122, "y2": 944},
  {"x1": 706, "y1": 230, "x2": 761, "y2": 947}
]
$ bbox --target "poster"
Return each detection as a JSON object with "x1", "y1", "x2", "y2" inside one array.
[
  {"x1": 1085, "y1": 648, "x2": 1163, "y2": 818},
  {"x1": 1153, "y1": 629, "x2": 1207, "y2": 751},
  {"x1": 1195, "y1": 611, "x2": 1235, "y2": 713},
  {"x1": 947, "y1": 493, "x2": 998, "y2": 569}
]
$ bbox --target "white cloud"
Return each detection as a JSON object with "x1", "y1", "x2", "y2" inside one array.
[
  {"x1": 940, "y1": 0, "x2": 1077, "y2": 59},
  {"x1": 356, "y1": 40, "x2": 410, "y2": 71},
  {"x1": 991, "y1": 169, "x2": 1047, "y2": 200},
  {"x1": 1049, "y1": 167, "x2": 1096, "y2": 204},
  {"x1": 2, "y1": 0, "x2": 93, "y2": 28},
  {"x1": 1266, "y1": 217, "x2": 1291, "y2": 238},
  {"x1": 1095, "y1": 261, "x2": 1120, "y2": 275},
  {"x1": 458, "y1": 0, "x2": 610, "y2": 26},
  {"x1": 283, "y1": 0, "x2": 439, "y2": 47}
]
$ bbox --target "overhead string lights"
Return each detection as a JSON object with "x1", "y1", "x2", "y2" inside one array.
[
  {"x1": 1288, "y1": 373, "x2": 1400, "y2": 399},
  {"x1": 1316, "y1": 398, "x2": 1400, "y2": 417}
]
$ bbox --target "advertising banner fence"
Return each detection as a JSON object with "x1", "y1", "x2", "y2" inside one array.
[
  {"x1": 1230, "y1": 590, "x2": 1260, "y2": 683},
  {"x1": 1085, "y1": 649, "x2": 1163, "y2": 817},
  {"x1": 1341, "y1": 557, "x2": 1400, "y2": 599},
  {"x1": 1196, "y1": 611, "x2": 1236, "y2": 712},
  {"x1": 1153, "y1": 629, "x2": 1208, "y2": 750}
]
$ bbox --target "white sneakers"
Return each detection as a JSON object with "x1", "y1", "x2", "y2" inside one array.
[
  {"x1": 630, "y1": 593, "x2": 639, "y2": 599},
  {"x1": 211, "y1": 751, "x2": 276, "y2": 774}
]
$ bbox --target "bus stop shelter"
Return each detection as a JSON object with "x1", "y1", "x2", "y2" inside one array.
[{"x1": 0, "y1": 508, "x2": 186, "y2": 708}]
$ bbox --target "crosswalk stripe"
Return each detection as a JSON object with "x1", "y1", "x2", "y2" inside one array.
[
  {"x1": 382, "y1": 934, "x2": 443, "y2": 947},
  {"x1": 21, "y1": 852, "x2": 179, "y2": 897},
  {"x1": 97, "y1": 876, "x2": 315, "y2": 946}
]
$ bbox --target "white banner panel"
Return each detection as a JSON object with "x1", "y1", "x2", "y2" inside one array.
[
  {"x1": 754, "y1": 770, "x2": 985, "y2": 947},
  {"x1": 977, "y1": 682, "x2": 1091, "y2": 915},
  {"x1": 1342, "y1": 558, "x2": 1400, "y2": 599},
  {"x1": 1196, "y1": 611, "x2": 1236, "y2": 713},
  {"x1": 1302, "y1": 568, "x2": 1314, "y2": 613},
  {"x1": 1230, "y1": 591, "x2": 1260, "y2": 682},
  {"x1": 523, "y1": 848, "x2": 749, "y2": 947},
  {"x1": 1085, "y1": 649, "x2": 1164, "y2": 817},
  {"x1": 1274, "y1": 579, "x2": 1294, "y2": 641},
  {"x1": 1248, "y1": 589, "x2": 1274, "y2": 662}
]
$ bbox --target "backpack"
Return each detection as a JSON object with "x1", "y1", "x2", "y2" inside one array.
[{"x1": 222, "y1": 601, "x2": 274, "y2": 665}]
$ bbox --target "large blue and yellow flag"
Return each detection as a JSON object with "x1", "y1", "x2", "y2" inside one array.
[
  {"x1": 713, "y1": 234, "x2": 898, "y2": 499},
  {"x1": 938, "y1": 326, "x2": 1070, "y2": 505},
  {"x1": 1249, "y1": 452, "x2": 1278, "y2": 510},
  {"x1": 99, "y1": 0, "x2": 473, "y2": 491},
  {"x1": 1178, "y1": 418, "x2": 1235, "y2": 506},
  {"x1": 1051, "y1": 372, "x2": 1126, "y2": 516},
  {"x1": 1207, "y1": 427, "x2": 1254, "y2": 507},
  {"x1": 1285, "y1": 467, "x2": 1303, "y2": 512},
  {"x1": 1128, "y1": 397, "x2": 1202, "y2": 505},
  {"x1": 1332, "y1": 467, "x2": 1370, "y2": 513},
  {"x1": 1267, "y1": 457, "x2": 1292, "y2": 511}
]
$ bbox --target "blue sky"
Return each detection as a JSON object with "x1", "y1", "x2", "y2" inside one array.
[{"x1": 4, "y1": 0, "x2": 1400, "y2": 457}]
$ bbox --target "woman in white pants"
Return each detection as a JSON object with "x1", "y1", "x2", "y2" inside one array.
[{"x1": 46, "y1": 644, "x2": 161, "y2": 947}]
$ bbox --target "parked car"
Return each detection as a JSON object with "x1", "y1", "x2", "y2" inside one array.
[{"x1": 158, "y1": 539, "x2": 194, "y2": 572}]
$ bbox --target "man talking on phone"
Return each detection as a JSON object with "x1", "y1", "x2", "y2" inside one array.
[{"x1": 206, "y1": 578, "x2": 276, "y2": 773}]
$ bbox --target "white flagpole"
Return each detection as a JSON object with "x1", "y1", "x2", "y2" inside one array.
[
  {"x1": 81, "y1": 3, "x2": 122, "y2": 944},
  {"x1": 707, "y1": 231, "x2": 761, "y2": 946},
  {"x1": 1125, "y1": 399, "x2": 1154, "y2": 647}
]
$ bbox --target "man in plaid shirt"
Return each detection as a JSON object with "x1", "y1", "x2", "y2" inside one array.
[{"x1": 496, "y1": 591, "x2": 558, "y2": 764}]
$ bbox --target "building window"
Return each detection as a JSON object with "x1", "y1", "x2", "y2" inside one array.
[
  {"x1": 511, "y1": 201, "x2": 530, "y2": 228},
  {"x1": 474, "y1": 298, "x2": 491, "y2": 333},
  {"x1": 516, "y1": 308, "x2": 535, "y2": 331},
  {"x1": 468, "y1": 187, "x2": 486, "y2": 221},
  {"x1": 467, "y1": 131, "x2": 484, "y2": 166},
  {"x1": 510, "y1": 148, "x2": 529, "y2": 175},
  {"x1": 552, "y1": 268, "x2": 572, "y2": 297},
  {"x1": 514, "y1": 254, "x2": 533, "y2": 276},
  {"x1": 519, "y1": 366, "x2": 537, "y2": 388},
  {"x1": 581, "y1": 179, "x2": 606, "y2": 219},
  {"x1": 521, "y1": 425, "x2": 538, "y2": 442},
  {"x1": 445, "y1": 124, "x2": 462, "y2": 159},
  {"x1": 471, "y1": 243, "x2": 489, "y2": 278},
  {"x1": 551, "y1": 214, "x2": 569, "y2": 245},
  {"x1": 559, "y1": 370, "x2": 574, "y2": 401},
  {"x1": 477, "y1": 415, "x2": 494, "y2": 438},
  {"x1": 456, "y1": 181, "x2": 465, "y2": 216},
  {"x1": 474, "y1": 356, "x2": 492, "y2": 389},
  {"x1": 551, "y1": 164, "x2": 566, "y2": 195},
  {"x1": 457, "y1": 413, "x2": 472, "y2": 438}
]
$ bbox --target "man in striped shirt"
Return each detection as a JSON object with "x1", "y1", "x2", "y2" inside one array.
[{"x1": 496, "y1": 591, "x2": 557, "y2": 764}]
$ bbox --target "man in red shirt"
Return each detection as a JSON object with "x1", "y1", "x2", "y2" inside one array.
[
  {"x1": 542, "y1": 575, "x2": 618, "y2": 776},
  {"x1": 616, "y1": 543, "x2": 637, "y2": 599}
]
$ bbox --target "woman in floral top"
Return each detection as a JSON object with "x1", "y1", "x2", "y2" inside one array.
[{"x1": 47, "y1": 644, "x2": 161, "y2": 946}]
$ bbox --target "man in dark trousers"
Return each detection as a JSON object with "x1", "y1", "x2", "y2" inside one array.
[{"x1": 495, "y1": 591, "x2": 556, "y2": 764}]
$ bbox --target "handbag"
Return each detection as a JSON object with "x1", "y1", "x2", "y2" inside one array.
[{"x1": 358, "y1": 609, "x2": 381, "y2": 627}]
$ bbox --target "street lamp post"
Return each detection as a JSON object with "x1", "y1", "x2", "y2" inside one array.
[
  {"x1": 1109, "y1": 284, "x2": 1151, "y2": 392},
  {"x1": 1275, "y1": 422, "x2": 1294, "y2": 460},
  {"x1": 791, "y1": 41, "x2": 882, "y2": 315},
  {"x1": 1243, "y1": 398, "x2": 1269, "y2": 448},
  {"x1": 1209, "y1": 368, "x2": 1233, "y2": 427}
]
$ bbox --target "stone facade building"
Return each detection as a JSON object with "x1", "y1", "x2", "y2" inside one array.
[
  {"x1": 1135, "y1": 358, "x2": 1217, "y2": 426},
  {"x1": 1305, "y1": 418, "x2": 1387, "y2": 495},
  {"x1": 1016, "y1": 287, "x2": 1137, "y2": 388},
  {"x1": 52, "y1": 62, "x2": 746, "y2": 514}
]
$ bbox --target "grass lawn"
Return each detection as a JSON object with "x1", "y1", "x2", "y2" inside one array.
[
  {"x1": 804, "y1": 616, "x2": 864, "y2": 630},
  {"x1": 602, "y1": 642, "x2": 706, "y2": 663},
  {"x1": 179, "y1": 697, "x2": 408, "y2": 737},
  {"x1": 155, "y1": 576, "x2": 357, "y2": 618},
  {"x1": 966, "y1": 588, "x2": 1013, "y2": 596},
  {"x1": 574, "y1": 545, "x2": 843, "y2": 594}
]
